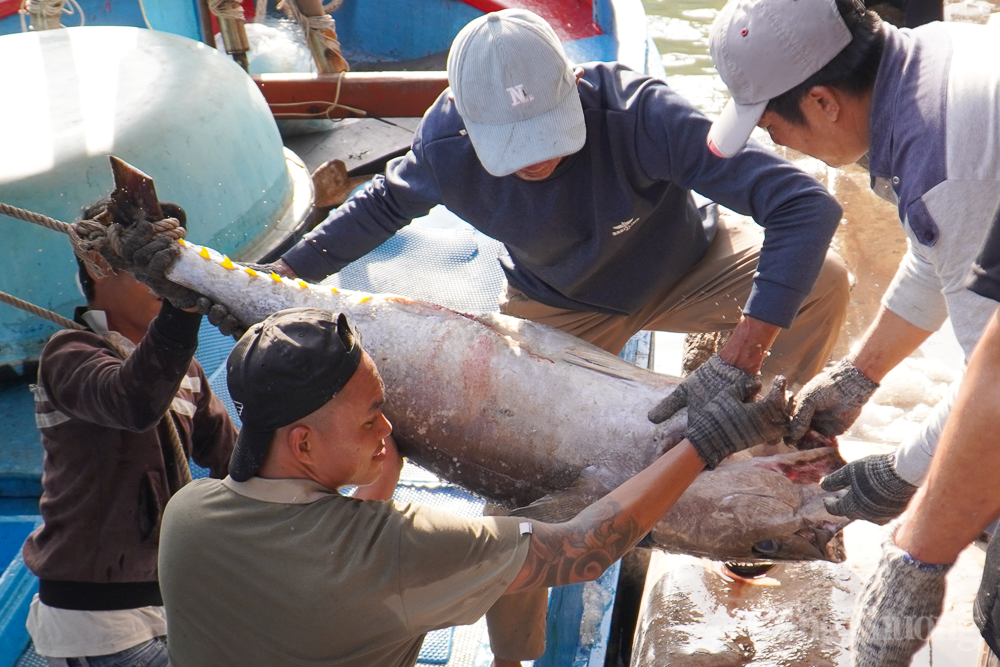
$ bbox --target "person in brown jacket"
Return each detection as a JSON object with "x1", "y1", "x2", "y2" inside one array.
[{"x1": 22, "y1": 200, "x2": 236, "y2": 667}]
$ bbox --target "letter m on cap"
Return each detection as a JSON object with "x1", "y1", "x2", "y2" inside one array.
[{"x1": 506, "y1": 84, "x2": 535, "y2": 107}]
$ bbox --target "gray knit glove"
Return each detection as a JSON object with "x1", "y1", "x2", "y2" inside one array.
[
  {"x1": 821, "y1": 453, "x2": 918, "y2": 525},
  {"x1": 852, "y1": 533, "x2": 951, "y2": 667},
  {"x1": 649, "y1": 355, "x2": 757, "y2": 424},
  {"x1": 686, "y1": 375, "x2": 791, "y2": 469},
  {"x1": 196, "y1": 298, "x2": 248, "y2": 339},
  {"x1": 787, "y1": 359, "x2": 879, "y2": 442},
  {"x1": 108, "y1": 217, "x2": 200, "y2": 310}
]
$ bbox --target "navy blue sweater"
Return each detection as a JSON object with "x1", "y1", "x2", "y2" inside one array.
[{"x1": 283, "y1": 62, "x2": 842, "y2": 327}]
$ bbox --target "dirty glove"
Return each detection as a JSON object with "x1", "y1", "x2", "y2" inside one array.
[
  {"x1": 787, "y1": 359, "x2": 879, "y2": 442},
  {"x1": 135, "y1": 234, "x2": 200, "y2": 310},
  {"x1": 852, "y1": 532, "x2": 951, "y2": 667},
  {"x1": 100, "y1": 215, "x2": 201, "y2": 309},
  {"x1": 196, "y1": 297, "x2": 249, "y2": 339},
  {"x1": 685, "y1": 375, "x2": 790, "y2": 469},
  {"x1": 107, "y1": 215, "x2": 181, "y2": 272},
  {"x1": 649, "y1": 355, "x2": 757, "y2": 425},
  {"x1": 821, "y1": 453, "x2": 917, "y2": 525}
]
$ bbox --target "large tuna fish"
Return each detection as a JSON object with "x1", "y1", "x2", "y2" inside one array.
[{"x1": 104, "y1": 158, "x2": 850, "y2": 563}]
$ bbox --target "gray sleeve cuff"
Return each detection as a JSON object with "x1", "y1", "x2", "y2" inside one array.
[
  {"x1": 893, "y1": 379, "x2": 961, "y2": 485},
  {"x1": 882, "y1": 248, "x2": 949, "y2": 333}
]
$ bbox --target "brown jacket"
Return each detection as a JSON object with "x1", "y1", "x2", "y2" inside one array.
[{"x1": 22, "y1": 303, "x2": 235, "y2": 610}]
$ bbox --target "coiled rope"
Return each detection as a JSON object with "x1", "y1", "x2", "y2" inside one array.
[
  {"x1": 207, "y1": 0, "x2": 245, "y2": 22},
  {"x1": 19, "y1": 0, "x2": 84, "y2": 31},
  {"x1": 277, "y1": 0, "x2": 347, "y2": 73}
]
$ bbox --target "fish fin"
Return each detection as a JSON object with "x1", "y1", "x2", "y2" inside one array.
[
  {"x1": 509, "y1": 466, "x2": 610, "y2": 523},
  {"x1": 561, "y1": 347, "x2": 655, "y2": 382}
]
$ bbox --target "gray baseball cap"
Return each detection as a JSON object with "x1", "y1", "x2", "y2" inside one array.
[
  {"x1": 447, "y1": 9, "x2": 586, "y2": 177},
  {"x1": 707, "y1": 0, "x2": 852, "y2": 158}
]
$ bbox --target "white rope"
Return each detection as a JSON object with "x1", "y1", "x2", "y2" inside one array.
[
  {"x1": 267, "y1": 72, "x2": 368, "y2": 118},
  {"x1": 254, "y1": 0, "x2": 267, "y2": 22},
  {"x1": 0, "y1": 290, "x2": 85, "y2": 331},
  {"x1": 277, "y1": 0, "x2": 343, "y2": 59},
  {"x1": 24, "y1": 0, "x2": 64, "y2": 20},
  {"x1": 63, "y1": 0, "x2": 83, "y2": 26},
  {"x1": 207, "y1": 0, "x2": 245, "y2": 22},
  {"x1": 136, "y1": 0, "x2": 154, "y2": 29},
  {"x1": 278, "y1": 0, "x2": 335, "y2": 34}
]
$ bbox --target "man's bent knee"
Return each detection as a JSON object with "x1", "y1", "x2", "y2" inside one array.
[
  {"x1": 486, "y1": 589, "x2": 549, "y2": 661},
  {"x1": 813, "y1": 250, "x2": 851, "y2": 312}
]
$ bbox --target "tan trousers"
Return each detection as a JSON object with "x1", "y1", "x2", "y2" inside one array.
[
  {"x1": 484, "y1": 503, "x2": 549, "y2": 662},
  {"x1": 500, "y1": 215, "x2": 850, "y2": 389},
  {"x1": 485, "y1": 216, "x2": 850, "y2": 661}
]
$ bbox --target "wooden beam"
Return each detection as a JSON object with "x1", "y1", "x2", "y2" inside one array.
[{"x1": 254, "y1": 72, "x2": 450, "y2": 120}]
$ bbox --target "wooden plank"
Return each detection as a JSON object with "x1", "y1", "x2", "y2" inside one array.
[
  {"x1": 283, "y1": 117, "x2": 420, "y2": 175},
  {"x1": 254, "y1": 72, "x2": 450, "y2": 121}
]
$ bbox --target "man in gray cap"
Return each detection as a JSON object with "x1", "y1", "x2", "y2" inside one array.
[
  {"x1": 256, "y1": 9, "x2": 849, "y2": 407},
  {"x1": 157, "y1": 307, "x2": 790, "y2": 667},
  {"x1": 709, "y1": 0, "x2": 1000, "y2": 519}
]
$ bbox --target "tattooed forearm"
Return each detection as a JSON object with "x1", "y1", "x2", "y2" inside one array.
[{"x1": 519, "y1": 498, "x2": 645, "y2": 590}]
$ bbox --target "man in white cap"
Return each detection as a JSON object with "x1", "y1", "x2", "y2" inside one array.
[{"x1": 709, "y1": 0, "x2": 1000, "y2": 663}]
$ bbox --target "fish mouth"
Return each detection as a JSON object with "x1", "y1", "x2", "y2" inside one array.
[
  {"x1": 788, "y1": 520, "x2": 848, "y2": 563},
  {"x1": 746, "y1": 517, "x2": 849, "y2": 563},
  {"x1": 723, "y1": 561, "x2": 776, "y2": 578}
]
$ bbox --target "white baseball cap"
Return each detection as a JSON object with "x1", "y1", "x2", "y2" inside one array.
[
  {"x1": 447, "y1": 9, "x2": 586, "y2": 177},
  {"x1": 707, "y1": 0, "x2": 852, "y2": 158}
]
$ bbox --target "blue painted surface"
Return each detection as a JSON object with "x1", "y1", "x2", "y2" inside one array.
[
  {"x1": 0, "y1": 0, "x2": 202, "y2": 39},
  {"x1": 562, "y1": 33, "x2": 619, "y2": 65},
  {"x1": 0, "y1": 382, "x2": 42, "y2": 500},
  {"x1": 0, "y1": 518, "x2": 42, "y2": 667},
  {"x1": 336, "y1": 0, "x2": 484, "y2": 62},
  {"x1": 593, "y1": 0, "x2": 616, "y2": 35},
  {"x1": 534, "y1": 562, "x2": 620, "y2": 667}
]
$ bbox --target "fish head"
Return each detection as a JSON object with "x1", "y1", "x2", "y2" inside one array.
[{"x1": 649, "y1": 447, "x2": 851, "y2": 563}]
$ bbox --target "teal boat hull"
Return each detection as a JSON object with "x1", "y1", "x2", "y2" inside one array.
[{"x1": 0, "y1": 26, "x2": 311, "y2": 372}]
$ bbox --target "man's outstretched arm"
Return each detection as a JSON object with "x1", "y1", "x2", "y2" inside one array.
[
  {"x1": 508, "y1": 376, "x2": 790, "y2": 593},
  {"x1": 894, "y1": 307, "x2": 1000, "y2": 563},
  {"x1": 506, "y1": 441, "x2": 705, "y2": 593}
]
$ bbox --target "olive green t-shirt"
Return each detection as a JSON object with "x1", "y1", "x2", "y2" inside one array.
[{"x1": 159, "y1": 476, "x2": 530, "y2": 667}]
